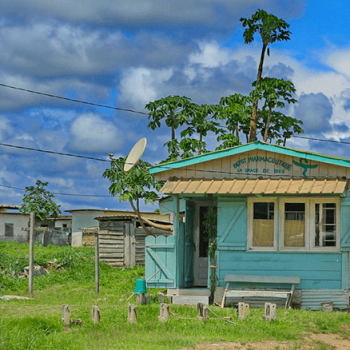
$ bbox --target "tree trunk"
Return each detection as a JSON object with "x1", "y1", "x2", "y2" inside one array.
[
  {"x1": 235, "y1": 125, "x2": 239, "y2": 139},
  {"x1": 249, "y1": 41, "x2": 268, "y2": 142},
  {"x1": 171, "y1": 123, "x2": 175, "y2": 141},
  {"x1": 263, "y1": 107, "x2": 272, "y2": 142},
  {"x1": 129, "y1": 198, "x2": 173, "y2": 234},
  {"x1": 198, "y1": 131, "x2": 203, "y2": 155}
]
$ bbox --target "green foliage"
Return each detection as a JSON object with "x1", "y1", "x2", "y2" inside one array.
[
  {"x1": 180, "y1": 103, "x2": 221, "y2": 156},
  {"x1": 19, "y1": 180, "x2": 61, "y2": 221},
  {"x1": 103, "y1": 158, "x2": 163, "y2": 205},
  {"x1": 240, "y1": 9, "x2": 291, "y2": 47},
  {"x1": 146, "y1": 95, "x2": 193, "y2": 160}
]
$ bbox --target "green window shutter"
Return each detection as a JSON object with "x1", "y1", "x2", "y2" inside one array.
[{"x1": 217, "y1": 201, "x2": 247, "y2": 251}]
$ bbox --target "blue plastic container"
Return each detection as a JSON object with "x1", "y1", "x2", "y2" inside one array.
[{"x1": 134, "y1": 279, "x2": 147, "y2": 294}]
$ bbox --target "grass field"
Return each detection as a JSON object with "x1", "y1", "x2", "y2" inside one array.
[{"x1": 1, "y1": 242, "x2": 350, "y2": 350}]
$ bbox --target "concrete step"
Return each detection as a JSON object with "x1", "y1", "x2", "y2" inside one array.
[
  {"x1": 171, "y1": 295, "x2": 209, "y2": 305},
  {"x1": 166, "y1": 288, "x2": 210, "y2": 297}
]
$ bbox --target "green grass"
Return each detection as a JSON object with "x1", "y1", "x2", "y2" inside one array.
[{"x1": 1, "y1": 242, "x2": 350, "y2": 350}]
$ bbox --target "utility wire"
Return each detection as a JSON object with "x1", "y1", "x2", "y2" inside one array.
[
  {"x1": 0, "y1": 142, "x2": 109, "y2": 162},
  {"x1": 0, "y1": 83, "x2": 148, "y2": 116},
  {"x1": 0, "y1": 136, "x2": 350, "y2": 179},
  {"x1": 292, "y1": 135, "x2": 350, "y2": 145},
  {"x1": 0, "y1": 184, "x2": 115, "y2": 198}
]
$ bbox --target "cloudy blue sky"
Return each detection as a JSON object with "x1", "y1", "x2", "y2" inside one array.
[{"x1": 0, "y1": 0, "x2": 349, "y2": 212}]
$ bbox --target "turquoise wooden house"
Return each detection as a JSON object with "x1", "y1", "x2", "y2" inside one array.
[{"x1": 145, "y1": 141, "x2": 350, "y2": 309}]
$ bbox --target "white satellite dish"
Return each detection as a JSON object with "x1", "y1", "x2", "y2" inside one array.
[{"x1": 124, "y1": 138, "x2": 147, "y2": 173}]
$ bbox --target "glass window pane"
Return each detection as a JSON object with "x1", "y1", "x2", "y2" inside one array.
[
  {"x1": 253, "y1": 202, "x2": 274, "y2": 247},
  {"x1": 284, "y1": 203, "x2": 305, "y2": 247},
  {"x1": 318, "y1": 203, "x2": 336, "y2": 247}
]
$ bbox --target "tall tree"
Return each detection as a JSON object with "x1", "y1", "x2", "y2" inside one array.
[
  {"x1": 250, "y1": 77, "x2": 297, "y2": 142},
  {"x1": 146, "y1": 95, "x2": 193, "y2": 161},
  {"x1": 215, "y1": 94, "x2": 251, "y2": 148},
  {"x1": 180, "y1": 103, "x2": 220, "y2": 157},
  {"x1": 20, "y1": 180, "x2": 61, "y2": 222},
  {"x1": 240, "y1": 9, "x2": 291, "y2": 142}
]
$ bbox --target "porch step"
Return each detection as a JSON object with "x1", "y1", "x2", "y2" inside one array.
[
  {"x1": 171, "y1": 295, "x2": 209, "y2": 305},
  {"x1": 166, "y1": 288, "x2": 210, "y2": 305},
  {"x1": 166, "y1": 288, "x2": 211, "y2": 297}
]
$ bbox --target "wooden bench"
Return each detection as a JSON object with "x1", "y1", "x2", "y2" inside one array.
[{"x1": 221, "y1": 274, "x2": 301, "y2": 308}]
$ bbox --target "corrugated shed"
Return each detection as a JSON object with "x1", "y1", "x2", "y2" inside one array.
[
  {"x1": 160, "y1": 178, "x2": 347, "y2": 195},
  {"x1": 301, "y1": 289, "x2": 349, "y2": 310}
]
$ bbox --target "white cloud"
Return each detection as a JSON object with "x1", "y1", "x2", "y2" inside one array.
[
  {"x1": 327, "y1": 50, "x2": 350, "y2": 79},
  {"x1": 189, "y1": 42, "x2": 231, "y2": 68},
  {"x1": 68, "y1": 113, "x2": 124, "y2": 153},
  {"x1": 118, "y1": 67, "x2": 173, "y2": 111}
]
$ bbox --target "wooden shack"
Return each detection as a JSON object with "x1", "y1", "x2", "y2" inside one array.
[
  {"x1": 146, "y1": 141, "x2": 350, "y2": 309},
  {"x1": 96, "y1": 215, "x2": 171, "y2": 267}
]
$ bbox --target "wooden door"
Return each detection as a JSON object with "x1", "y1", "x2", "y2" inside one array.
[{"x1": 145, "y1": 235, "x2": 176, "y2": 288}]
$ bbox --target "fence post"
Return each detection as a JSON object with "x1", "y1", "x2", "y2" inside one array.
[
  {"x1": 28, "y1": 212, "x2": 35, "y2": 296},
  {"x1": 92, "y1": 305, "x2": 101, "y2": 322},
  {"x1": 197, "y1": 303, "x2": 209, "y2": 321},
  {"x1": 263, "y1": 303, "x2": 276, "y2": 321},
  {"x1": 238, "y1": 302, "x2": 250, "y2": 320},
  {"x1": 62, "y1": 304, "x2": 71, "y2": 326},
  {"x1": 95, "y1": 230, "x2": 99, "y2": 294},
  {"x1": 158, "y1": 303, "x2": 170, "y2": 322},
  {"x1": 128, "y1": 304, "x2": 137, "y2": 323}
]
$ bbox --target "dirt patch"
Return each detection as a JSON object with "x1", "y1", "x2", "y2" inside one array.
[{"x1": 181, "y1": 333, "x2": 350, "y2": 350}]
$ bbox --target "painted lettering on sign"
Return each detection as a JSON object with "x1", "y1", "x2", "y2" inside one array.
[
  {"x1": 232, "y1": 157, "x2": 292, "y2": 174},
  {"x1": 233, "y1": 158, "x2": 246, "y2": 169}
]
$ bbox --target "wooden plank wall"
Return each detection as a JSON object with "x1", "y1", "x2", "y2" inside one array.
[
  {"x1": 99, "y1": 220, "x2": 125, "y2": 267},
  {"x1": 99, "y1": 219, "x2": 171, "y2": 267}
]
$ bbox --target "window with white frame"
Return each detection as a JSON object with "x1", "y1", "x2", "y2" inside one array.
[
  {"x1": 248, "y1": 197, "x2": 340, "y2": 252},
  {"x1": 248, "y1": 198, "x2": 277, "y2": 250},
  {"x1": 280, "y1": 198, "x2": 340, "y2": 251}
]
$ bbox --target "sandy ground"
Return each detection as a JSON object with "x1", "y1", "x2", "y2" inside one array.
[{"x1": 182, "y1": 333, "x2": 350, "y2": 350}]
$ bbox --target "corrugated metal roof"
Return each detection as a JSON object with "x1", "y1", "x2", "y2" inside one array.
[
  {"x1": 0, "y1": 204, "x2": 20, "y2": 209},
  {"x1": 160, "y1": 178, "x2": 347, "y2": 195},
  {"x1": 301, "y1": 289, "x2": 348, "y2": 310}
]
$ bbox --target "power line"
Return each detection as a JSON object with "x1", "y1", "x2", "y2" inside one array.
[
  {"x1": 0, "y1": 184, "x2": 115, "y2": 198},
  {"x1": 0, "y1": 83, "x2": 148, "y2": 116},
  {"x1": 292, "y1": 135, "x2": 350, "y2": 145},
  {"x1": 1, "y1": 135, "x2": 350, "y2": 179},
  {"x1": 0, "y1": 142, "x2": 109, "y2": 162}
]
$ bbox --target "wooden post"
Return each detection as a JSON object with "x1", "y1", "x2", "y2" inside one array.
[
  {"x1": 21, "y1": 221, "x2": 48, "y2": 296},
  {"x1": 238, "y1": 302, "x2": 250, "y2": 320},
  {"x1": 95, "y1": 230, "x2": 99, "y2": 294},
  {"x1": 128, "y1": 304, "x2": 137, "y2": 323},
  {"x1": 197, "y1": 303, "x2": 209, "y2": 321},
  {"x1": 136, "y1": 293, "x2": 146, "y2": 305},
  {"x1": 92, "y1": 305, "x2": 101, "y2": 322},
  {"x1": 157, "y1": 292, "x2": 165, "y2": 303},
  {"x1": 29, "y1": 212, "x2": 35, "y2": 296},
  {"x1": 158, "y1": 303, "x2": 170, "y2": 322},
  {"x1": 263, "y1": 303, "x2": 276, "y2": 321},
  {"x1": 62, "y1": 304, "x2": 71, "y2": 326}
]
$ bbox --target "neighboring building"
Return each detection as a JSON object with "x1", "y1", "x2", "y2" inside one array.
[
  {"x1": 65, "y1": 208, "x2": 170, "y2": 247},
  {"x1": 0, "y1": 204, "x2": 27, "y2": 242},
  {"x1": 146, "y1": 141, "x2": 350, "y2": 309},
  {"x1": 0, "y1": 204, "x2": 72, "y2": 244}
]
